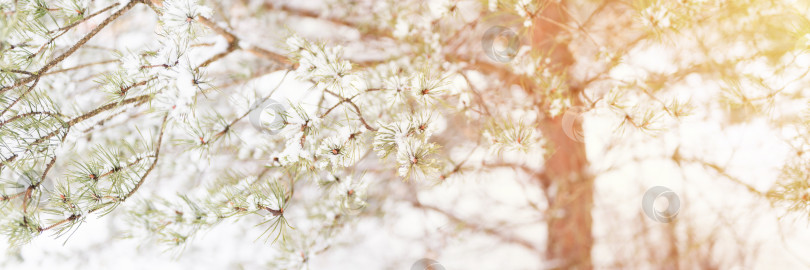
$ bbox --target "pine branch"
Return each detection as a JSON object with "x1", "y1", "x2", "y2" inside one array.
[
  {"x1": 0, "y1": 111, "x2": 66, "y2": 129},
  {"x1": 0, "y1": 0, "x2": 141, "y2": 94},
  {"x1": 679, "y1": 156, "x2": 764, "y2": 197},
  {"x1": 0, "y1": 94, "x2": 152, "y2": 170},
  {"x1": 44, "y1": 59, "x2": 118, "y2": 75},
  {"x1": 123, "y1": 113, "x2": 169, "y2": 200},
  {"x1": 36, "y1": 114, "x2": 168, "y2": 233},
  {"x1": 196, "y1": 16, "x2": 293, "y2": 67},
  {"x1": 48, "y1": 3, "x2": 121, "y2": 34},
  {"x1": 411, "y1": 199, "x2": 542, "y2": 253},
  {"x1": 323, "y1": 89, "x2": 377, "y2": 131},
  {"x1": 261, "y1": 3, "x2": 393, "y2": 40},
  {"x1": 29, "y1": 2, "x2": 122, "y2": 60},
  {"x1": 0, "y1": 77, "x2": 42, "y2": 118},
  {"x1": 0, "y1": 69, "x2": 35, "y2": 76}
]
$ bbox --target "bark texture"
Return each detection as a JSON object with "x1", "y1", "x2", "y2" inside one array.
[{"x1": 531, "y1": 2, "x2": 594, "y2": 269}]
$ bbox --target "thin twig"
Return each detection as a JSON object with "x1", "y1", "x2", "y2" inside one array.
[
  {"x1": 123, "y1": 113, "x2": 169, "y2": 200},
  {"x1": 0, "y1": 0, "x2": 139, "y2": 94}
]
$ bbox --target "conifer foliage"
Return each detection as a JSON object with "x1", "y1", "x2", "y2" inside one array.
[{"x1": 2, "y1": 0, "x2": 810, "y2": 268}]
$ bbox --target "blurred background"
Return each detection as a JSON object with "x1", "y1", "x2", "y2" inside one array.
[{"x1": 3, "y1": 0, "x2": 810, "y2": 269}]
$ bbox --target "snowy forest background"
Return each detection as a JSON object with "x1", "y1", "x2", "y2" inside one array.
[{"x1": 3, "y1": 0, "x2": 810, "y2": 269}]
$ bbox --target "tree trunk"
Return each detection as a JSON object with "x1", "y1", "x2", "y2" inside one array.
[
  {"x1": 531, "y1": 2, "x2": 594, "y2": 269},
  {"x1": 539, "y1": 113, "x2": 594, "y2": 269}
]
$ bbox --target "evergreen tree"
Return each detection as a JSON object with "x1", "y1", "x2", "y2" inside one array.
[{"x1": 2, "y1": 0, "x2": 809, "y2": 268}]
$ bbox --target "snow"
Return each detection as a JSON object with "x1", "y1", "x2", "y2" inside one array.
[{"x1": 3, "y1": 0, "x2": 810, "y2": 269}]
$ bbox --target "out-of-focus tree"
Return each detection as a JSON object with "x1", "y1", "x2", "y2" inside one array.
[{"x1": 1, "y1": 0, "x2": 810, "y2": 269}]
